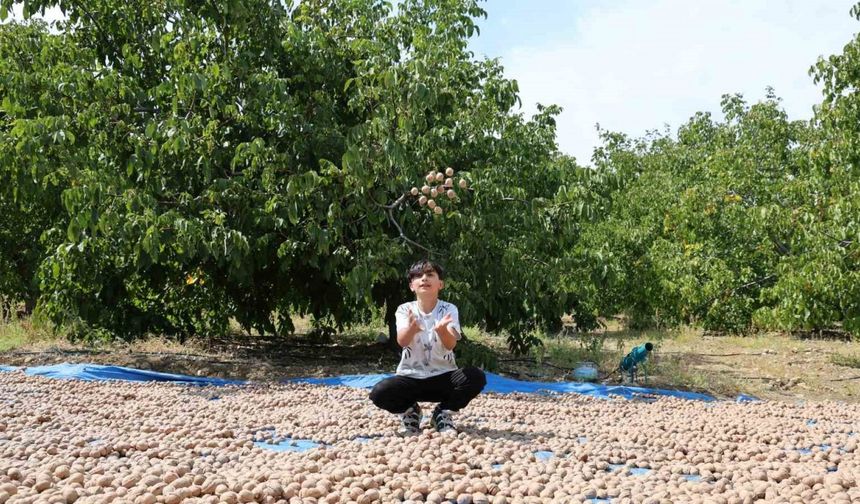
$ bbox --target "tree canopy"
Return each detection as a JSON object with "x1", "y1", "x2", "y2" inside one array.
[{"x1": 1, "y1": 0, "x2": 858, "y2": 348}]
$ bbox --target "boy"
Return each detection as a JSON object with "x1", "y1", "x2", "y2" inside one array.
[{"x1": 369, "y1": 259, "x2": 486, "y2": 434}]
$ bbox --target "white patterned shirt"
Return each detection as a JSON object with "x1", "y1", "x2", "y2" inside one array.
[{"x1": 395, "y1": 300, "x2": 462, "y2": 378}]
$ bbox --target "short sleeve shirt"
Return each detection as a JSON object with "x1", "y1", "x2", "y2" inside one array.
[{"x1": 394, "y1": 300, "x2": 462, "y2": 378}]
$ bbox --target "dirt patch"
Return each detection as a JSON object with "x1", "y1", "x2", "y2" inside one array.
[
  {"x1": 0, "y1": 336, "x2": 402, "y2": 382},
  {"x1": 3, "y1": 327, "x2": 860, "y2": 402}
]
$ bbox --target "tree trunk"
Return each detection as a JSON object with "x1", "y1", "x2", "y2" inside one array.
[
  {"x1": 385, "y1": 297, "x2": 399, "y2": 350},
  {"x1": 24, "y1": 297, "x2": 36, "y2": 316}
]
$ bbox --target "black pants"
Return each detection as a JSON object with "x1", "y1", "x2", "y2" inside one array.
[{"x1": 369, "y1": 367, "x2": 487, "y2": 414}]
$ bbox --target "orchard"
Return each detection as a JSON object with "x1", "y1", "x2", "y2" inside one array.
[
  {"x1": 2, "y1": 2, "x2": 860, "y2": 504},
  {"x1": 0, "y1": 0, "x2": 858, "y2": 350}
]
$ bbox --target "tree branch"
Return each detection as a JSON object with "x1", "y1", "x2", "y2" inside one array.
[
  {"x1": 382, "y1": 192, "x2": 409, "y2": 210},
  {"x1": 69, "y1": 0, "x2": 111, "y2": 49},
  {"x1": 501, "y1": 196, "x2": 531, "y2": 204},
  {"x1": 384, "y1": 206, "x2": 444, "y2": 257},
  {"x1": 694, "y1": 274, "x2": 777, "y2": 316}
]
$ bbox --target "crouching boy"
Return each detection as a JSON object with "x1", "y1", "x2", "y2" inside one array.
[{"x1": 369, "y1": 260, "x2": 486, "y2": 433}]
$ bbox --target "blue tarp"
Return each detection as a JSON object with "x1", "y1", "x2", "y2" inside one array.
[
  {"x1": 290, "y1": 372, "x2": 717, "y2": 401},
  {"x1": 254, "y1": 438, "x2": 322, "y2": 452},
  {"x1": 4, "y1": 362, "x2": 244, "y2": 386},
  {"x1": 736, "y1": 393, "x2": 760, "y2": 403},
  {"x1": 1, "y1": 362, "x2": 729, "y2": 401},
  {"x1": 534, "y1": 450, "x2": 554, "y2": 461}
]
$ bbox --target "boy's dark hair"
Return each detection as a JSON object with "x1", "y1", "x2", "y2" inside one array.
[{"x1": 406, "y1": 259, "x2": 446, "y2": 282}]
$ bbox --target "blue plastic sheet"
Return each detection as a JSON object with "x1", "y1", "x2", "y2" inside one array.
[
  {"x1": 21, "y1": 363, "x2": 244, "y2": 386},
  {"x1": 254, "y1": 438, "x2": 321, "y2": 453},
  {"x1": 607, "y1": 465, "x2": 650, "y2": 476},
  {"x1": 792, "y1": 443, "x2": 832, "y2": 455},
  {"x1": 736, "y1": 393, "x2": 760, "y2": 403},
  {"x1": 252, "y1": 426, "x2": 322, "y2": 453},
  {"x1": 294, "y1": 374, "x2": 392, "y2": 390},
  {"x1": 290, "y1": 372, "x2": 716, "y2": 401},
  {"x1": 2, "y1": 363, "x2": 754, "y2": 402},
  {"x1": 534, "y1": 450, "x2": 554, "y2": 461}
]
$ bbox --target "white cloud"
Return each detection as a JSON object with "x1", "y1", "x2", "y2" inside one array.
[{"x1": 500, "y1": 0, "x2": 859, "y2": 164}]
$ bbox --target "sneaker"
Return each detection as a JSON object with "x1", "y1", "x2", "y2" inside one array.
[
  {"x1": 399, "y1": 403, "x2": 421, "y2": 435},
  {"x1": 430, "y1": 406, "x2": 455, "y2": 433}
]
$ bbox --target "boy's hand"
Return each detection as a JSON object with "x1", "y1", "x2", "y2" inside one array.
[
  {"x1": 397, "y1": 311, "x2": 423, "y2": 347},
  {"x1": 406, "y1": 311, "x2": 422, "y2": 336},
  {"x1": 434, "y1": 313, "x2": 454, "y2": 335},
  {"x1": 435, "y1": 313, "x2": 459, "y2": 350}
]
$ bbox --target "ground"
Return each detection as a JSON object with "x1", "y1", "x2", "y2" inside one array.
[
  {"x1": 501, "y1": 326, "x2": 860, "y2": 402},
  {"x1": 2, "y1": 320, "x2": 860, "y2": 503},
  {"x1": 1, "y1": 368, "x2": 858, "y2": 503},
  {"x1": 1, "y1": 318, "x2": 858, "y2": 402}
]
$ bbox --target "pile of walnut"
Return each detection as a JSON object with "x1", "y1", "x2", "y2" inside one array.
[
  {"x1": 0, "y1": 371, "x2": 857, "y2": 504},
  {"x1": 410, "y1": 167, "x2": 468, "y2": 216}
]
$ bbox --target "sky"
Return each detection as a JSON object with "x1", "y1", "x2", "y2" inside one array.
[
  {"x1": 8, "y1": 1, "x2": 860, "y2": 165},
  {"x1": 468, "y1": 0, "x2": 859, "y2": 164}
]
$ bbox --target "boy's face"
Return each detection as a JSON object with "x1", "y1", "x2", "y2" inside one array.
[{"x1": 409, "y1": 269, "x2": 444, "y2": 296}]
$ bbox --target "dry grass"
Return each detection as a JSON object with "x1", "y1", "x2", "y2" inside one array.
[
  {"x1": 119, "y1": 335, "x2": 213, "y2": 355},
  {"x1": 832, "y1": 352, "x2": 860, "y2": 369},
  {"x1": 463, "y1": 325, "x2": 860, "y2": 401},
  {"x1": 655, "y1": 331, "x2": 860, "y2": 401},
  {"x1": 3, "y1": 315, "x2": 860, "y2": 401}
]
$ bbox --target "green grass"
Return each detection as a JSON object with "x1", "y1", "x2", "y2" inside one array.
[
  {"x1": 333, "y1": 323, "x2": 387, "y2": 345},
  {"x1": 0, "y1": 318, "x2": 54, "y2": 351},
  {"x1": 0, "y1": 322, "x2": 28, "y2": 351},
  {"x1": 0, "y1": 315, "x2": 74, "y2": 352},
  {"x1": 535, "y1": 328, "x2": 675, "y2": 371},
  {"x1": 644, "y1": 353, "x2": 740, "y2": 396},
  {"x1": 538, "y1": 334, "x2": 620, "y2": 370},
  {"x1": 831, "y1": 353, "x2": 860, "y2": 369}
]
